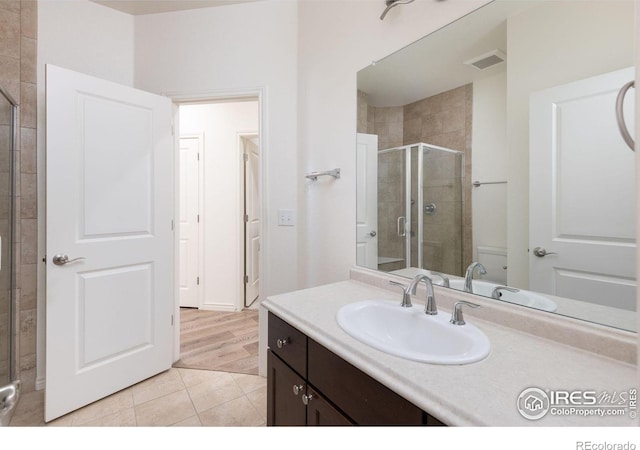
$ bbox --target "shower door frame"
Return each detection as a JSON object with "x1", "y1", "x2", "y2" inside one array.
[
  {"x1": 0, "y1": 83, "x2": 17, "y2": 392},
  {"x1": 381, "y1": 142, "x2": 463, "y2": 270}
]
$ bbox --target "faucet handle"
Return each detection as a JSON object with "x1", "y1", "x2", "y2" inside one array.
[
  {"x1": 491, "y1": 286, "x2": 520, "y2": 299},
  {"x1": 389, "y1": 280, "x2": 412, "y2": 308},
  {"x1": 450, "y1": 301, "x2": 482, "y2": 326},
  {"x1": 429, "y1": 271, "x2": 450, "y2": 288}
]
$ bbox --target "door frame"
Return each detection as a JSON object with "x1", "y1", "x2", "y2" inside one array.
[
  {"x1": 239, "y1": 132, "x2": 260, "y2": 308},
  {"x1": 178, "y1": 133, "x2": 205, "y2": 310},
  {"x1": 169, "y1": 88, "x2": 266, "y2": 362}
]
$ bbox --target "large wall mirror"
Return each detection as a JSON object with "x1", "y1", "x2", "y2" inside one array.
[{"x1": 356, "y1": 0, "x2": 636, "y2": 332}]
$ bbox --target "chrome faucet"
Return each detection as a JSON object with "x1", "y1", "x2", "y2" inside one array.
[
  {"x1": 407, "y1": 274, "x2": 437, "y2": 315},
  {"x1": 464, "y1": 262, "x2": 487, "y2": 293},
  {"x1": 429, "y1": 271, "x2": 450, "y2": 288}
]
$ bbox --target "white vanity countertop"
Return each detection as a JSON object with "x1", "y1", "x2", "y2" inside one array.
[{"x1": 262, "y1": 279, "x2": 637, "y2": 426}]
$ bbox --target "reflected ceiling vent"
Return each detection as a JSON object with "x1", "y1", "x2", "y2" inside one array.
[{"x1": 464, "y1": 50, "x2": 506, "y2": 70}]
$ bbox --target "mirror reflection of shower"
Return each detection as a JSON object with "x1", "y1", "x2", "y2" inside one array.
[{"x1": 377, "y1": 143, "x2": 465, "y2": 276}]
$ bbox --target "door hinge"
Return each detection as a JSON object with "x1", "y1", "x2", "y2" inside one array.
[
  {"x1": 197, "y1": 214, "x2": 200, "y2": 223},
  {"x1": 197, "y1": 276, "x2": 200, "y2": 285},
  {"x1": 171, "y1": 125, "x2": 175, "y2": 136},
  {"x1": 244, "y1": 214, "x2": 249, "y2": 223},
  {"x1": 171, "y1": 220, "x2": 174, "y2": 231},
  {"x1": 197, "y1": 152, "x2": 200, "y2": 161},
  {"x1": 244, "y1": 275, "x2": 249, "y2": 284},
  {"x1": 171, "y1": 314, "x2": 174, "y2": 326},
  {"x1": 243, "y1": 153, "x2": 249, "y2": 162}
]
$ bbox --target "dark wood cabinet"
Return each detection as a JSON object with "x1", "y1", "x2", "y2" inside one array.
[{"x1": 267, "y1": 312, "x2": 447, "y2": 426}]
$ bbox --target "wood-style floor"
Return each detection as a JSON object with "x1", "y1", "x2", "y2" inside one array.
[{"x1": 173, "y1": 308, "x2": 259, "y2": 376}]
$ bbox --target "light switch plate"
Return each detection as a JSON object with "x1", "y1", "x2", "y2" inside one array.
[{"x1": 278, "y1": 209, "x2": 295, "y2": 226}]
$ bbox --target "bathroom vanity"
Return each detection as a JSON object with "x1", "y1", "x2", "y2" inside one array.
[{"x1": 262, "y1": 268, "x2": 637, "y2": 426}]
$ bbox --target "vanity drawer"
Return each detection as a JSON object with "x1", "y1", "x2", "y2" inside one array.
[
  {"x1": 307, "y1": 339, "x2": 426, "y2": 425},
  {"x1": 268, "y1": 313, "x2": 307, "y2": 377}
]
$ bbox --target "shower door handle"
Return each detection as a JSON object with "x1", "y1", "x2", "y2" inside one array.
[
  {"x1": 52, "y1": 254, "x2": 86, "y2": 266},
  {"x1": 397, "y1": 216, "x2": 406, "y2": 237}
]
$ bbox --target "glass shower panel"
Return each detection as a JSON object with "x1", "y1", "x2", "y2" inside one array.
[
  {"x1": 0, "y1": 90, "x2": 13, "y2": 388},
  {"x1": 377, "y1": 148, "x2": 408, "y2": 272},
  {"x1": 421, "y1": 147, "x2": 464, "y2": 277}
]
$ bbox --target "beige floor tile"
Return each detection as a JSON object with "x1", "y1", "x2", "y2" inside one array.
[
  {"x1": 231, "y1": 373, "x2": 267, "y2": 394},
  {"x1": 171, "y1": 415, "x2": 202, "y2": 426},
  {"x1": 46, "y1": 414, "x2": 74, "y2": 427},
  {"x1": 198, "y1": 396, "x2": 264, "y2": 427},
  {"x1": 187, "y1": 376, "x2": 244, "y2": 413},
  {"x1": 134, "y1": 389, "x2": 196, "y2": 426},
  {"x1": 177, "y1": 367, "x2": 234, "y2": 388},
  {"x1": 79, "y1": 407, "x2": 136, "y2": 427},
  {"x1": 9, "y1": 389, "x2": 44, "y2": 426},
  {"x1": 245, "y1": 386, "x2": 267, "y2": 420},
  {"x1": 132, "y1": 368, "x2": 185, "y2": 406},
  {"x1": 71, "y1": 388, "x2": 134, "y2": 425}
]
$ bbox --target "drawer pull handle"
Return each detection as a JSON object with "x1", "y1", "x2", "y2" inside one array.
[
  {"x1": 292, "y1": 384, "x2": 304, "y2": 396},
  {"x1": 276, "y1": 337, "x2": 290, "y2": 348},
  {"x1": 302, "y1": 394, "x2": 313, "y2": 405}
]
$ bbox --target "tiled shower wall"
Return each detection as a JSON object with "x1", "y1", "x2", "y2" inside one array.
[{"x1": 0, "y1": 0, "x2": 38, "y2": 392}]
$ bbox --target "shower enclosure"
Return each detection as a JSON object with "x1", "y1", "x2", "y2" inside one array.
[
  {"x1": 377, "y1": 143, "x2": 465, "y2": 277},
  {"x1": 0, "y1": 84, "x2": 18, "y2": 426}
]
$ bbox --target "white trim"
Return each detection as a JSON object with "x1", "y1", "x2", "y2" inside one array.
[{"x1": 170, "y1": 87, "x2": 267, "y2": 360}]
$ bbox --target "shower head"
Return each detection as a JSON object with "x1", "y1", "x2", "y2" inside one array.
[{"x1": 380, "y1": 0, "x2": 414, "y2": 21}]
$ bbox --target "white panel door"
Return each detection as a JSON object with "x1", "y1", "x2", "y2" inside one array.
[
  {"x1": 529, "y1": 67, "x2": 636, "y2": 310},
  {"x1": 179, "y1": 135, "x2": 202, "y2": 308},
  {"x1": 356, "y1": 133, "x2": 379, "y2": 270},
  {"x1": 243, "y1": 136, "x2": 260, "y2": 306},
  {"x1": 45, "y1": 65, "x2": 174, "y2": 421}
]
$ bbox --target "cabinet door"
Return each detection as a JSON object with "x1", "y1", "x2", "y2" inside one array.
[
  {"x1": 306, "y1": 386, "x2": 353, "y2": 426},
  {"x1": 267, "y1": 350, "x2": 306, "y2": 426}
]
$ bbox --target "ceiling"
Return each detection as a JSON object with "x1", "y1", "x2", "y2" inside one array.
[{"x1": 91, "y1": 0, "x2": 262, "y2": 15}]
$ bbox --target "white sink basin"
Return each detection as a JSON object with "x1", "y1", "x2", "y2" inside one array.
[
  {"x1": 448, "y1": 279, "x2": 557, "y2": 312},
  {"x1": 336, "y1": 299, "x2": 490, "y2": 365}
]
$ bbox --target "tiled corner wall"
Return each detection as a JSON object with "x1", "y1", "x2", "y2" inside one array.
[{"x1": 0, "y1": 0, "x2": 38, "y2": 392}]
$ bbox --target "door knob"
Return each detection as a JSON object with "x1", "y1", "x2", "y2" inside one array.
[
  {"x1": 369, "y1": 231, "x2": 377, "y2": 237},
  {"x1": 533, "y1": 247, "x2": 557, "y2": 258},
  {"x1": 52, "y1": 254, "x2": 86, "y2": 265}
]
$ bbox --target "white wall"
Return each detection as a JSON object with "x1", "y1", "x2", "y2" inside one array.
[
  {"x1": 36, "y1": 0, "x2": 136, "y2": 389},
  {"x1": 506, "y1": 1, "x2": 635, "y2": 288},
  {"x1": 135, "y1": 0, "x2": 298, "y2": 301},
  {"x1": 471, "y1": 72, "x2": 507, "y2": 257},
  {"x1": 297, "y1": 0, "x2": 491, "y2": 288},
  {"x1": 179, "y1": 101, "x2": 259, "y2": 310}
]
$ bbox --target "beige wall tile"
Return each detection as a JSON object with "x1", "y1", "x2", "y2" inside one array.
[
  {"x1": 20, "y1": 172, "x2": 36, "y2": 218},
  {"x1": 20, "y1": 218, "x2": 36, "y2": 263},
  {"x1": 0, "y1": 1, "x2": 20, "y2": 13},
  {"x1": 20, "y1": 82, "x2": 36, "y2": 128},
  {"x1": 20, "y1": 36, "x2": 35, "y2": 83},
  {"x1": 20, "y1": 264, "x2": 38, "y2": 310},
  {"x1": 0, "y1": 55, "x2": 20, "y2": 102},
  {"x1": 20, "y1": 0, "x2": 36, "y2": 40},
  {"x1": 18, "y1": 307, "x2": 35, "y2": 356},
  {"x1": 0, "y1": 9, "x2": 20, "y2": 59},
  {"x1": 20, "y1": 126, "x2": 35, "y2": 173}
]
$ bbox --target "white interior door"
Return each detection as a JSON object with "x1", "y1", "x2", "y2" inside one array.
[
  {"x1": 243, "y1": 135, "x2": 260, "y2": 306},
  {"x1": 356, "y1": 133, "x2": 379, "y2": 270},
  {"x1": 179, "y1": 135, "x2": 202, "y2": 308},
  {"x1": 529, "y1": 67, "x2": 636, "y2": 310},
  {"x1": 45, "y1": 65, "x2": 174, "y2": 421}
]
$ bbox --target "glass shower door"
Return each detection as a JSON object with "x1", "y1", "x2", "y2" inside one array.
[{"x1": 0, "y1": 85, "x2": 17, "y2": 426}]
